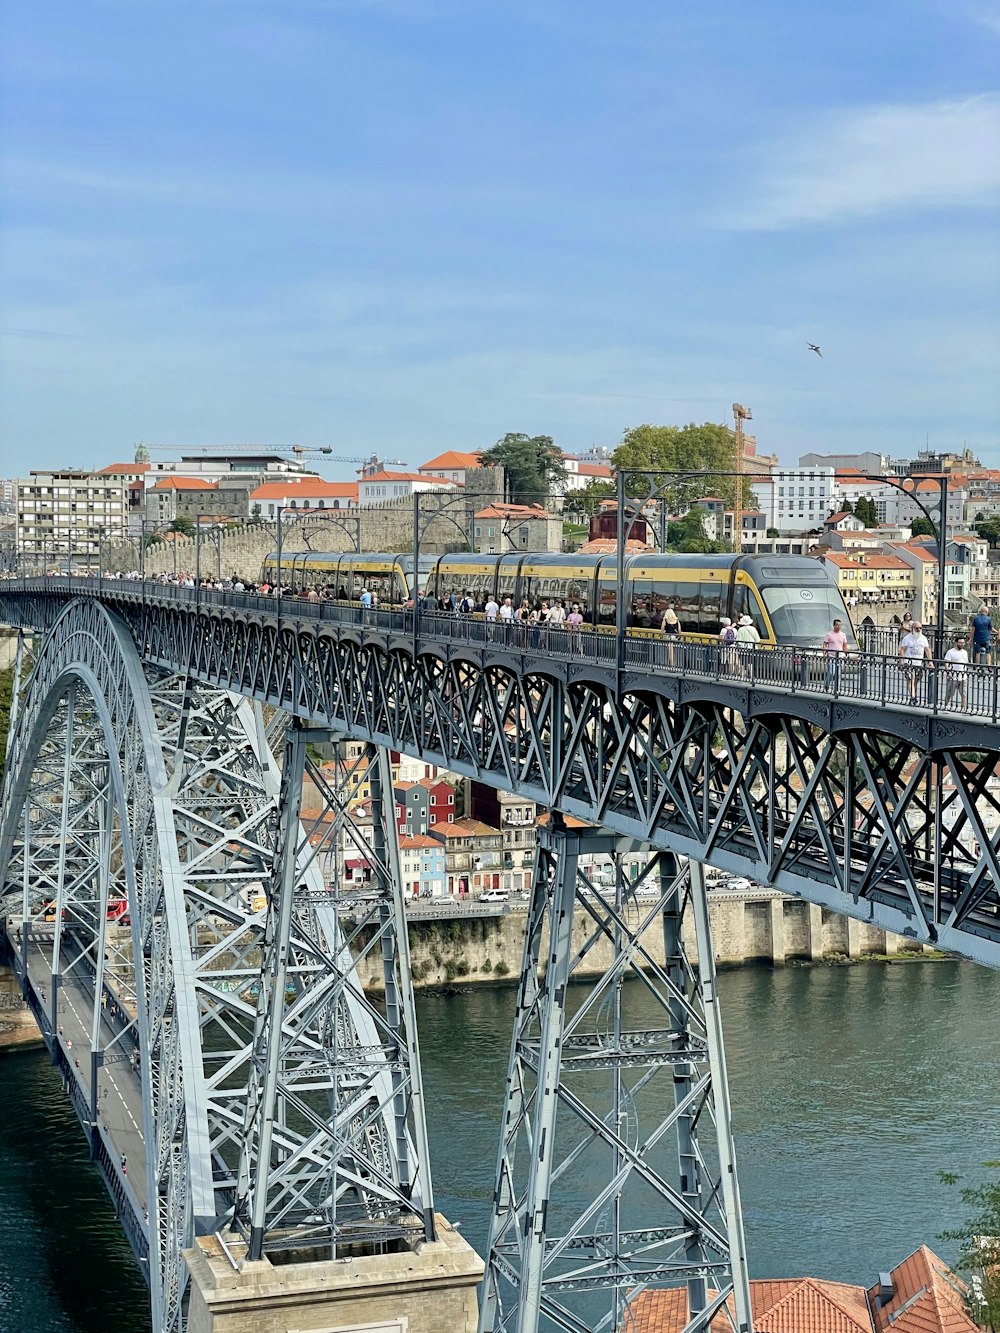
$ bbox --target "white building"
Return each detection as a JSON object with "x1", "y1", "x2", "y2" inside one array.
[
  {"x1": 417, "y1": 451, "x2": 482, "y2": 487},
  {"x1": 751, "y1": 467, "x2": 837, "y2": 534},
  {"x1": 357, "y1": 471, "x2": 458, "y2": 506},
  {"x1": 16, "y1": 469, "x2": 129, "y2": 566},
  {"x1": 562, "y1": 454, "x2": 614, "y2": 492},
  {"x1": 249, "y1": 478, "x2": 359, "y2": 521}
]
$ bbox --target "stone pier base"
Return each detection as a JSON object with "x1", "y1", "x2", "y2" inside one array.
[{"x1": 185, "y1": 1216, "x2": 483, "y2": 1333}]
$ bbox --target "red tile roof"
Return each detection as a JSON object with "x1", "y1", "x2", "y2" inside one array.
[
  {"x1": 152, "y1": 476, "x2": 215, "y2": 490},
  {"x1": 627, "y1": 1279, "x2": 873, "y2": 1333},
  {"x1": 399, "y1": 834, "x2": 442, "y2": 850},
  {"x1": 250, "y1": 480, "x2": 358, "y2": 501},
  {"x1": 869, "y1": 1246, "x2": 979, "y2": 1333},
  {"x1": 98, "y1": 462, "x2": 150, "y2": 475},
  {"x1": 418, "y1": 450, "x2": 482, "y2": 472}
]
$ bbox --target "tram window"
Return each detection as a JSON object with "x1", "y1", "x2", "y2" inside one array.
[
  {"x1": 731, "y1": 582, "x2": 767, "y2": 633},
  {"x1": 699, "y1": 583, "x2": 723, "y2": 628},
  {"x1": 597, "y1": 579, "x2": 617, "y2": 626}
]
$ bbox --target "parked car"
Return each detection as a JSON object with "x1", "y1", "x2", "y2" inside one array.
[{"x1": 480, "y1": 889, "x2": 509, "y2": 903}]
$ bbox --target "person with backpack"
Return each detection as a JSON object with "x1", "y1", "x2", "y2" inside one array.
[{"x1": 718, "y1": 616, "x2": 737, "y2": 673}]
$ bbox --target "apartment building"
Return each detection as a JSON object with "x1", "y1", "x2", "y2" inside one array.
[
  {"x1": 429, "y1": 819, "x2": 503, "y2": 897},
  {"x1": 16, "y1": 468, "x2": 129, "y2": 565},
  {"x1": 751, "y1": 468, "x2": 837, "y2": 534}
]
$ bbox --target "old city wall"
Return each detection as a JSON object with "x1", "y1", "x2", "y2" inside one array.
[{"x1": 351, "y1": 891, "x2": 929, "y2": 993}]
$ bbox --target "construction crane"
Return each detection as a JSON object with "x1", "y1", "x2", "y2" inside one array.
[
  {"x1": 138, "y1": 445, "x2": 406, "y2": 475},
  {"x1": 732, "y1": 404, "x2": 752, "y2": 556}
]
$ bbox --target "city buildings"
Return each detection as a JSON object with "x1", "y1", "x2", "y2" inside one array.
[
  {"x1": 417, "y1": 451, "x2": 483, "y2": 486},
  {"x1": 15, "y1": 467, "x2": 129, "y2": 565},
  {"x1": 751, "y1": 467, "x2": 837, "y2": 534},
  {"x1": 428, "y1": 818, "x2": 504, "y2": 897},
  {"x1": 625, "y1": 1245, "x2": 979, "y2": 1333},
  {"x1": 357, "y1": 470, "x2": 458, "y2": 505},
  {"x1": 473, "y1": 502, "x2": 563, "y2": 554},
  {"x1": 249, "y1": 478, "x2": 359, "y2": 520}
]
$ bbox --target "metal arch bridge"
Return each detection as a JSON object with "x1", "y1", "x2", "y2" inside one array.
[{"x1": 0, "y1": 576, "x2": 999, "y2": 1333}]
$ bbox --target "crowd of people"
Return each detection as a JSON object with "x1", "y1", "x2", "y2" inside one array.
[{"x1": 16, "y1": 568, "x2": 1000, "y2": 711}]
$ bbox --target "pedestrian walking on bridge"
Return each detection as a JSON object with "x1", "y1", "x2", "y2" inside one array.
[{"x1": 898, "y1": 621, "x2": 932, "y2": 703}]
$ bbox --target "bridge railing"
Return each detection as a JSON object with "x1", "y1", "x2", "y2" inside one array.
[{"x1": 5, "y1": 574, "x2": 1000, "y2": 720}]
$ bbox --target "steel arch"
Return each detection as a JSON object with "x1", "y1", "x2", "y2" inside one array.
[
  {"x1": 0, "y1": 600, "x2": 427, "y2": 1331},
  {"x1": 0, "y1": 599, "x2": 209, "y2": 1331}
]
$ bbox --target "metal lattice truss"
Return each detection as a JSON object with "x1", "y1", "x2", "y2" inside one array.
[
  {"x1": 0, "y1": 601, "x2": 426, "y2": 1331},
  {"x1": 479, "y1": 826, "x2": 752, "y2": 1333},
  {"x1": 232, "y1": 732, "x2": 435, "y2": 1259},
  {"x1": 4, "y1": 589, "x2": 1000, "y2": 964}
]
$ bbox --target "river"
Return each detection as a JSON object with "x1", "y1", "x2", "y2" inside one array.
[{"x1": 1, "y1": 959, "x2": 996, "y2": 1332}]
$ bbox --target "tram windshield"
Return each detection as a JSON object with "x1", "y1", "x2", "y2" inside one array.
[{"x1": 760, "y1": 582, "x2": 856, "y2": 647}]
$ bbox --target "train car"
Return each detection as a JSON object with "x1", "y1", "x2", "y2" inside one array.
[
  {"x1": 262, "y1": 552, "x2": 435, "y2": 604},
  {"x1": 431, "y1": 551, "x2": 853, "y2": 648},
  {"x1": 264, "y1": 549, "x2": 853, "y2": 648}
]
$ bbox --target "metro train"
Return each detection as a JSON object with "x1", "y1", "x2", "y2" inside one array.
[{"x1": 261, "y1": 551, "x2": 854, "y2": 647}]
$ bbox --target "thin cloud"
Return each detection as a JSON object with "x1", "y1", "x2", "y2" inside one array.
[{"x1": 732, "y1": 94, "x2": 1000, "y2": 229}]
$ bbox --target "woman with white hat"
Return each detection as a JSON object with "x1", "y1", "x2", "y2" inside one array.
[{"x1": 735, "y1": 614, "x2": 760, "y2": 645}]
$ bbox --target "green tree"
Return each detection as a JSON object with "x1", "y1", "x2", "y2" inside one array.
[
  {"x1": 169, "y1": 515, "x2": 195, "y2": 538},
  {"x1": 911, "y1": 517, "x2": 936, "y2": 538},
  {"x1": 665, "y1": 506, "x2": 726, "y2": 554},
  {"x1": 976, "y1": 518, "x2": 1000, "y2": 548},
  {"x1": 480, "y1": 433, "x2": 567, "y2": 504},
  {"x1": 570, "y1": 477, "x2": 616, "y2": 516},
  {"x1": 766, "y1": 527, "x2": 779, "y2": 538},
  {"x1": 250, "y1": 503, "x2": 262, "y2": 523},
  {"x1": 854, "y1": 496, "x2": 879, "y2": 527},
  {"x1": 612, "y1": 422, "x2": 739, "y2": 512},
  {"x1": 939, "y1": 1166, "x2": 1000, "y2": 1331}
]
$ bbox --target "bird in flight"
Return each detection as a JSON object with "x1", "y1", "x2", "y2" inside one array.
[{"x1": 807, "y1": 342, "x2": 822, "y2": 357}]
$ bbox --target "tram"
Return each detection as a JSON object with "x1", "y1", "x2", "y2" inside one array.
[{"x1": 263, "y1": 550, "x2": 853, "y2": 648}]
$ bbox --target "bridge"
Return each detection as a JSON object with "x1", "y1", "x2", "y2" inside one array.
[{"x1": 0, "y1": 575, "x2": 997, "y2": 1333}]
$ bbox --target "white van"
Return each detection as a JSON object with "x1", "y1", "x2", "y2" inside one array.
[{"x1": 480, "y1": 889, "x2": 509, "y2": 903}]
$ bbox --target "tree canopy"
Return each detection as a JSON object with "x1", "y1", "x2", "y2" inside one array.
[
  {"x1": 480, "y1": 433, "x2": 567, "y2": 504},
  {"x1": 612, "y1": 422, "x2": 739, "y2": 511},
  {"x1": 976, "y1": 518, "x2": 1000, "y2": 548},
  {"x1": 854, "y1": 496, "x2": 879, "y2": 528},
  {"x1": 169, "y1": 515, "x2": 195, "y2": 538},
  {"x1": 910, "y1": 517, "x2": 936, "y2": 538},
  {"x1": 665, "y1": 506, "x2": 727, "y2": 554},
  {"x1": 939, "y1": 1165, "x2": 1000, "y2": 1331}
]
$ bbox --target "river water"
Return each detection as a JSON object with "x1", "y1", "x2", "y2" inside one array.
[{"x1": 1, "y1": 959, "x2": 997, "y2": 1333}]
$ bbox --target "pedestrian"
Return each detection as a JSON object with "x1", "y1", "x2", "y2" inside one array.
[
  {"x1": 735, "y1": 614, "x2": 760, "y2": 645},
  {"x1": 484, "y1": 593, "x2": 499, "y2": 640},
  {"x1": 498, "y1": 595, "x2": 515, "y2": 639},
  {"x1": 359, "y1": 586, "x2": 373, "y2": 623},
  {"x1": 548, "y1": 599, "x2": 567, "y2": 632},
  {"x1": 567, "y1": 603, "x2": 584, "y2": 653},
  {"x1": 661, "y1": 602, "x2": 681, "y2": 666},
  {"x1": 898, "y1": 620, "x2": 932, "y2": 703},
  {"x1": 944, "y1": 634, "x2": 970, "y2": 710},
  {"x1": 459, "y1": 590, "x2": 475, "y2": 614},
  {"x1": 121, "y1": 1152, "x2": 128, "y2": 1177},
  {"x1": 421, "y1": 587, "x2": 439, "y2": 614},
  {"x1": 528, "y1": 604, "x2": 541, "y2": 650},
  {"x1": 821, "y1": 617, "x2": 849, "y2": 691},
  {"x1": 971, "y1": 604, "x2": 994, "y2": 665}
]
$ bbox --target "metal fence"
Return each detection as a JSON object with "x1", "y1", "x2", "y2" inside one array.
[{"x1": 5, "y1": 573, "x2": 999, "y2": 722}]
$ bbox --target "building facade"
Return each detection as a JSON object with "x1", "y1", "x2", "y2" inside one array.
[
  {"x1": 751, "y1": 468, "x2": 837, "y2": 534},
  {"x1": 15, "y1": 469, "x2": 129, "y2": 566}
]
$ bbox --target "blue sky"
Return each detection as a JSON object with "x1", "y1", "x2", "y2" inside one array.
[{"x1": 2, "y1": 0, "x2": 998, "y2": 479}]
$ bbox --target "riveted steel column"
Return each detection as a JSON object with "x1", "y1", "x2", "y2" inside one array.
[
  {"x1": 689, "y1": 860, "x2": 753, "y2": 1333},
  {"x1": 661, "y1": 853, "x2": 709, "y2": 1316},
  {"x1": 369, "y1": 742, "x2": 436, "y2": 1241},
  {"x1": 240, "y1": 718, "x2": 311, "y2": 1262}
]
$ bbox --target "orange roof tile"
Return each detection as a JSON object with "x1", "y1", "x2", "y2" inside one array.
[
  {"x1": 475, "y1": 503, "x2": 550, "y2": 520},
  {"x1": 869, "y1": 1246, "x2": 979, "y2": 1333},
  {"x1": 98, "y1": 462, "x2": 150, "y2": 475},
  {"x1": 418, "y1": 450, "x2": 482, "y2": 472},
  {"x1": 577, "y1": 461, "x2": 613, "y2": 477},
  {"x1": 627, "y1": 1278, "x2": 873, "y2": 1333},
  {"x1": 249, "y1": 480, "x2": 358, "y2": 501},
  {"x1": 152, "y1": 476, "x2": 215, "y2": 490},
  {"x1": 399, "y1": 834, "x2": 442, "y2": 850}
]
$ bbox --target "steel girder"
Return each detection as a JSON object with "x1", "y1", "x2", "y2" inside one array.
[
  {"x1": 478, "y1": 826, "x2": 752, "y2": 1333},
  {"x1": 2, "y1": 589, "x2": 999, "y2": 962},
  {"x1": 0, "y1": 601, "x2": 422, "y2": 1331},
  {"x1": 138, "y1": 605, "x2": 1000, "y2": 965}
]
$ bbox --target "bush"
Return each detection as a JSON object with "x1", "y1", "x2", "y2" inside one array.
[{"x1": 494, "y1": 959, "x2": 510, "y2": 977}]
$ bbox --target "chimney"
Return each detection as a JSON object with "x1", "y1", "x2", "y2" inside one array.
[{"x1": 877, "y1": 1274, "x2": 894, "y2": 1307}]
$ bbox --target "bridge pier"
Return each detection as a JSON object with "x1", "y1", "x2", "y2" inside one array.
[
  {"x1": 184, "y1": 1217, "x2": 483, "y2": 1333},
  {"x1": 479, "y1": 825, "x2": 753, "y2": 1333}
]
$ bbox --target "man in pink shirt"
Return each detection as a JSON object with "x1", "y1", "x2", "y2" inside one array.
[{"x1": 822, "y1": 618, "x2": 849, "y2": 691}]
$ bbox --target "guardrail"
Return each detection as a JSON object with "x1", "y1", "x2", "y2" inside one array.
[{"x1": 2, "y1": 574, "x2": 997, "y2": 722}]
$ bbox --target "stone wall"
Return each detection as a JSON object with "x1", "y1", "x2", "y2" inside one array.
[
  {"x1": 0, "y1": 965, "x2": 40, "y2": 1050},
  {"x1": 102, "y1": 470, "x2": 509, "y2": 582},
  {"x1": 351, "y1": 891, "x2": 930, "y2": 992}
]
